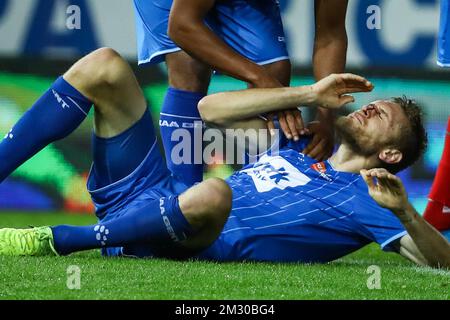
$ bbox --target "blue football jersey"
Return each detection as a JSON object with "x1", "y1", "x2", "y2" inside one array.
[{"x1": 198, "y1": 138, "x2": 407, "y2": 263}]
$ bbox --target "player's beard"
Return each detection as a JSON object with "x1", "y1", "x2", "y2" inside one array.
[{"x1": 335, "y1": 116, "x2": 379, "y2": 156}]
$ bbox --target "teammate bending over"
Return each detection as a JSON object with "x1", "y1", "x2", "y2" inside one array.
[{"x1": 0, "y1": 49, "x2": 448, "y2": 268}]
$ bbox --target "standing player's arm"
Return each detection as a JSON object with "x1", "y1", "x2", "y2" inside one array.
[
  {"x1": 169, "y1": 0, "x2": 306, "y2": 141},
  {"x1": 304, "y1": 0, "x2": 349, "y2": 161},
  {"x1": 361, "y1": 168, "x2": 450, "y2": 269},
  {"x1": 168, "y1": 0, "x2": 279, "y2": 88}
]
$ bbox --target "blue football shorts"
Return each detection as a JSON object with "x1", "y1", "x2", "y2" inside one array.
[{"x1": 133, "y1": 0, "x2": 290, "y2": 65}]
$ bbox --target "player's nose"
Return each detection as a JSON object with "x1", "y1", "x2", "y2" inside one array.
[{"x1": 361, "y1": 105, "x2": 376, "y2": 118}]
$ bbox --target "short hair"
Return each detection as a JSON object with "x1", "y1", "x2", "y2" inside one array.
[{"x1": 382, "y1": 96, "x2": 427, "y2": 173}]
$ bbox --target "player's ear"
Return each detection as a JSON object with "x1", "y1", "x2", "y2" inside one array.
[{"x1": 378, "y1": 148, "x2": 403, "y2": 164}]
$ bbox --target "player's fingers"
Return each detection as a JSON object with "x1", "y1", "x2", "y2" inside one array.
[
  {"x1": 338, "y1": 86, "x2": 373, "y2": 95},
  {"x1": 339, "y1": 95, "x2": 355, "y2": 106},
  {"x1": 360, "y1": 169, "x2": 375, "y2": 189},
  {"x1": 307, "y1": 140, "x2": 327, "y2": 160},
  {"x1": 303, "y1": 135, "x2": 322, "y2": 159},
  {"x1": 319, "y1": 143, "x2": 334, "y2": 161},
  {"x1": 285, "y1": 111, "x2": 300, "y2": 141},
  {"x1": 368, "y1": 168, "x2": 389, "y2": 177},
  {"x1": 294, "y1": 110, "x2": 307, "y2": 135},
  {"x1": 267, "y1": 119, "x2": 276, "y2": 136},
  {"x1": 307, "y1": 141, "x2": 324, "y2": 161},
  {"x1": 341, "y1": 74, "x2": 373, "y2": 88},
  {"x1": 380, "y1": 173, "x2": 401, "y2": 189},
  {"x1": 278, "y1": 112, "x2": 293, "y2": 140},
  {"x1": 303, "y1": 134, "x2": 322, "y2": 157}
]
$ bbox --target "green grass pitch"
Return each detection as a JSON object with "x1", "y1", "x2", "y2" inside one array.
[{"x1": 0, "y1": 212, "x2": 448, "y2": 300}]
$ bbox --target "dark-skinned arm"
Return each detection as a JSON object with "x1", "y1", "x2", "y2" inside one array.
[
  {"x1": 304, "y1": 0, "x2": 349, "y2": 161},
  {"x1": 168, "y1": 0, "x2": 279, "y2": 88}
]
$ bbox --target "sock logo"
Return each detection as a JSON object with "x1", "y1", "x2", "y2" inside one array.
[
  {"x1": 160, "y1": 120, "x2": 180, "y2": 128},
  {"x1": 52, "y1": 89, "x2": 70, "y2": 109},
  {"x1": 3, "y1": 129, "x2": 13, "y2": 140},
  {"x1": 94, "y1": 225, "x2": 109, "y2": 246},
  {"x1": 159, "y1": 120, "x2": 205, "y2": 129},
  {"x1": 159, "y1": 198, "x2": 179, "y2": 242}
]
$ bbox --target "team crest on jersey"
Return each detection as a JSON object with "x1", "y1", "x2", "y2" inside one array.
[
  {"x1": 242, "y1": 155, "x2": 311, "y2": 192},
  {"x1": 311, "y1": 162, "x2": 333, "y2": 182}
]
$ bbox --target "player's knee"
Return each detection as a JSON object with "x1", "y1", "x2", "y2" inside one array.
[
  {"x1": 83, "y1": 47, "x2": 125, "y2": 85},
  {"x1": 65, "y1": 47, "x2": 125, "y2": 92},
  {"x1": 205, "y1": 178, "x2": 233, "y2": 217},
  {"x1": 194, "y1": 178, "x2": 232, "y2": 226},
  {"x1": 166, "y1": 52, "x2": 211, "y2": 93}
]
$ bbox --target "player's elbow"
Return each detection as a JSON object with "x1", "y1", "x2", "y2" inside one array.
[{"x1": 198, "y1": 96, "x2": 228, "y2": 127}]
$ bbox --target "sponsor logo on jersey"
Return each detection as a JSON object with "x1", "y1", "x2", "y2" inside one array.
[
  {"x1": 311, "y1": 162, "x2": 333, "y2": 182},
  {"x1": 242, "y1": 155, "x2": 311, "y2": 192}
]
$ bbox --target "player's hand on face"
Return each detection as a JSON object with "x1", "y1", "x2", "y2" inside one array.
[
  {"x1": 361, "y1": 168, "x2": 409, "y2": 212},
  {"x1": 266, "y1": 109, "x2": 308, "y2": 141},
  {"x1": 311, "y1": 73, "x2": 374, "y2": 109},
  {"x1": 302, "y1": 121, "x2": 334, "y2": 161}
]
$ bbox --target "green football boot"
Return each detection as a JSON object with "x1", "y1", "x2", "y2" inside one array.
[{"x1": 0, "y1": 226, "x2": 58, "y2": 256}]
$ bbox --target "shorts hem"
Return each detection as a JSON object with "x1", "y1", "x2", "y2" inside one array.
[
  {"x1": 437, "y1": 60, "x2": 450, "y2": 67},
  {"x1": 138, "y1": 47, "x2": 182, "y2": 65},
  {"x1": 257, "y1": 56, "x2": 290, "y2": 66},
  {"x1": 380, "y1": 230, "x2": 407, "y2": 250}
]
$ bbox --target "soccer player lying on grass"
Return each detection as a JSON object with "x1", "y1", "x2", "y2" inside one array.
[{"x1": 0, "y1": 48, "x2": 449, "y2": 268}]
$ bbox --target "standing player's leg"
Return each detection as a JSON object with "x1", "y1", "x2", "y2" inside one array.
[
  {"x1": 160, "y1": 52, "x2": 211, "y2": 186},
  {"x1": 133, "y1": 0, "x2": 210, "y2": 187},
  {"x1": 208, "y1": 0, "x2": 295, "y2": 138},
  {"x1": 261, "y1": 59, "x2": 292, "y2": 87},
  {"x1": 423, "y1": 117, "x2": 450, "y2": 237}
]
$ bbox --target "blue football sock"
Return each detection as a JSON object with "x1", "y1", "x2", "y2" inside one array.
[
  {"x1": 160, "y1": 87, "x2": 204, "y2": 186},
  {"x1": 51, "y1": 195, "x2": 193, "y2": 255},
  {"x1": 0, "y1": 76, "x2": 92, "y2": 182}
]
